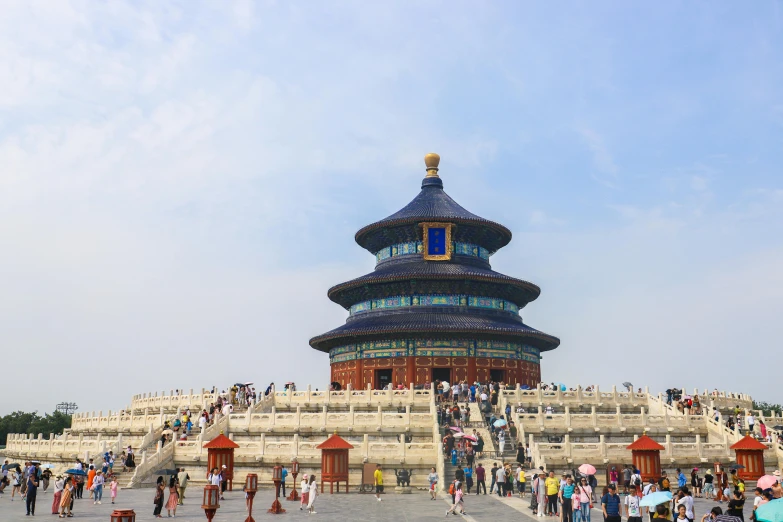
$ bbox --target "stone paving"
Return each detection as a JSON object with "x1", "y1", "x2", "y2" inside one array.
[{"x1": 0, "y1": 487, "x2": 759, "y2": 521}]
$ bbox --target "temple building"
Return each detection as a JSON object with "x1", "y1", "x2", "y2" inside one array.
[{"x1": 310, "y1": 153, "x2": 560, "y2": 389}]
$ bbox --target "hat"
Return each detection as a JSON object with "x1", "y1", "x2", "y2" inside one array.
[
  {"x1": 705, "y1": 470, "x2": 712, "y2": 475},
  {"x1": 222, "y1": 465, "x2": 227, "y2": 468},
  {"x1": 774, "y1": 470, "x2": 781, "y2": 477}
]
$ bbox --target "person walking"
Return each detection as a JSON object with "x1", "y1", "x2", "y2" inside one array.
[
  {"x1": 299, "y1": 474, "x2": 309, "y2": 510},
  {"x1": 166, "y1": 476, "x2": 179, "y2": 517},
  {"x1": 428, "y1": 467, "x2": 439, "y2": 500},
  {"x1": 153, "y1": 478, "x2": 165, "y2": 518},
  {"x1": 601, "y1": 484, "x2": 622, "y2": 522},
  {"x1": 446, "y1": 481, "x2": 467, "y2": 516},
  {"x1": 177, "y1": 468, "x2": 189, "y2": 504},
  {"x1": 110, "y1": 476, "x2": 118, "y2": 504},
  {"x1": 280, "y1": 465, "x2": 288, "y2": 498},
  {"x1": 25, "y1": 469, "x2": 39, "y2": 516},
  {"x1": 307, "y1": 474, "x2": 318, "y2": 514},
  {"x1": 11, "y1": 466, "x2": 22, "y2": 501},
  {"x1": 52, "y1": 475, "x2": 64, "y2": 514},
  {"x1": 92, "y1": 470, "x2": 105, "y2": 504},
  {"x1": 374, "y1": 464, "x2": 384, "y2": 502}
]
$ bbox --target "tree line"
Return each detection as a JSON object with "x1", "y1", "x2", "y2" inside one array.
[{"x1": 0, "y1": 411, "x2": 72, "y2": 446}]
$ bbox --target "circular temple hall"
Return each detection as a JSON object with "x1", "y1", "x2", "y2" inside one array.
[{"x1": 310, "y1": 154, "x2": 560, "y2": 389}]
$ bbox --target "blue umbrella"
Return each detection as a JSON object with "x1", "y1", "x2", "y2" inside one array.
[
  {"x1": 755, "y1": 498, "x2": 783, "y2": 522},
  {"x1": 640, "y1": 491, "x2": 673, "y2": 507},
  {"x1": 554, "y1": 382, "x2": 567, "y2": 391},
  {"x1": 493, "y1": 419, "x2": 508, "y2": 428},
  {"x1": 521, "y1": 385, "x2": 531, "y2": 390},
  {"x1": 65, "y1": 469, "x2": 87, "y2": 476}
]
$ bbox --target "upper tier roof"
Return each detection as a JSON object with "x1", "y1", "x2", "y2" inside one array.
[
  {"x1": 328, "y1": 257, "x2": 541, "y2": 309},
  {"x1": 354, "y1": 155, "x2": 512, "y2": 254}
]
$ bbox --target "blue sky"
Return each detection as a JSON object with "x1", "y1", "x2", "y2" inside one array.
[{"x1": 1, "y1": 1, "x2": 781, "y2": 414}]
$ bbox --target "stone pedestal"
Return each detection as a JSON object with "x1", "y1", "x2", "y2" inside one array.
[{"x1": 394, "y1": 486, "x2": 412, "y2": 494}]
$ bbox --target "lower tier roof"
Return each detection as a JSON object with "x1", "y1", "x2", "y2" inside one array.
[{"x1": 309, "y1": 311, "x2": 560, "y2": 352}]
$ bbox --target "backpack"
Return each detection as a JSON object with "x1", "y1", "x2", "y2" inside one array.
[
  {"x1": 449, "y1": 482, "x2": 456, "y2": 495},
  {"x1": 662, "y1": 478, "x2": 670, "y2": 489},
  {"x1": 633, "y1": 474, "x2": 642, "y2": 486}
]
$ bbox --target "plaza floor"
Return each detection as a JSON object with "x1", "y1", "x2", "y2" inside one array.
[{"x1": 0, "y1": 487, "x2": 758, "y2": 522}]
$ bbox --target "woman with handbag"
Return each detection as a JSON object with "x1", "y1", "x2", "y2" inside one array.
[{"x1": 576, "y1": 476, "x2": 593, "y2": 522}]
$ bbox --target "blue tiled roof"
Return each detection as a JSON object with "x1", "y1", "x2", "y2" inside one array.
[
  {"x1": 355, "y1": 177, "x2": 512, "y2": 254},
  {"x1": 327, "y1": 258, "x2": 541, "y2": 308},
  {"x1": 309, "y1": 311, "x2": 560, "y2": 352}
]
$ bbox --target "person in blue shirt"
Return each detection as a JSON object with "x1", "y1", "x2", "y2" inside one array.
[
  {"x1": 560, "y1": 476, "x2": 576, "y2": 522},
  {"x1": 280, "y1": 465, "x2": 288, "y2": 498},
  {"x1": 451, "y1": 448, "x2": 458, "y2": 466},
  {"x1": 602, "y1": 484, "x2": 622, "y2": 522},
  {"x1": 677, "y1": 468, "x2": 687, "y2": 490},
  {"x1": 463, "y1": 466, "x2": 474, "y2": 494}
]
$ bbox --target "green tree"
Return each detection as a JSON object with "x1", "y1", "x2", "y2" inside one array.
[
  {"x1": 752, "y1": 401, "x2": 782, "y2": 416},
  {"x1": 0, "y1": 409, "x2": 72, "y2": 445}
]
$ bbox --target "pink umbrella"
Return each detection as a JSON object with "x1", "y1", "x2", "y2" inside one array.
[
  {"x1": 463, "y1": 435, "x2": 478, "y2": 442},
  {"x1": 578, "y1": 463, "x2": 597, "y2": 475},
  {"x1": 758, "y1": 475, "x2": 778, "y2": 490},
  {"x1": 449, "y1": 426, "x2": 464, "y2": 433}
]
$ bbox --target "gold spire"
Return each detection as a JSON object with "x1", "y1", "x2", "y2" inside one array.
[{"x1": 424, "y1": 153, "x2": 440, "y2": 178}]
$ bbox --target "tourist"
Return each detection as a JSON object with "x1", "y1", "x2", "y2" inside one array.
[
  {"x1": 546, "y1": 470, "x2": 560, "y2": 516},
  {"x1": 207, "y1": 467, "x2": 222, "y2": 494},
  {"x1": 58, "y1": 477, "x2": 74, "y2": 518},
  {"x1": 374, "y1": 464, "x2": 384, "y2": 501},
  {"x1": 177, "y1": 467, "x2": 189, "y2": 504},
  {"x1": 428, "y1": 467, "x2": 438, "y2": 500},
  {"x1": 526, "y1": 443, "x2": 533, "y2": 466},
  {"x1": 280, "y1": 464, "x2": 288, "y2": 498},
  {"x1": 475, "y1": 463, "x2": 486, "y2": 495},
  {"x1": 609, "y1": 466, "x2": 619, "y2": 490},
  {"x1": 659, "y1": 471, "x2": 671, "y2": 492},
  {"x1": 220, "y1": 464, "x2": 228, "y2": 500},
  {"x1": 753, "y1": 487, "x2": 766, "y2": 518},
  {"x1": 110, "y1": 476, "x2": 118, "y2": 504},
  {"x1": 576, "y1": 476, "x2": 592, "y2": 522},
  {"x1": 560, "y1": 475, "x2": 576, "y2": 522},
  {"x1": 465, "y1": 445, "x2": 475, "y2": 469},
  {"x1": 445, "y1": 481, "x2": 467, "y2": 516},
  {"x1": 700, "y1": 507, "x2": 723, "y2": 522},
  {"x1": 703, "y1": 470, "x2": 714, "y2": 500},
  {"x1": 464, "y1": 465, "x2": 473, "y2": 494},
  {"x1": 601, "y1": 484, "x2": 622, "y2": 522},
  {"x1": 92, "y1": 470, "x2": 105, "y2": 504},
  {"x1": 727, "y1": 489, "x2": 745, "y2": 520},
  {"x1": 75, "y1": 471, "x2": 85, "y2": 499},
  {"x1": 41, "y1": 467, "x2": 51, "y2": 493},
  {"x1": 152, "y1": 477, "x2": 165, "y2": 518},
  {"x1": 307, "y1": 474, "x2": 318, "y2": 514},
  {"x1": 623, "y1": 465, "x2": 633, "y2": 495},
  {"x1": 86, "y1": 464, "x2": 96, "y2": 499},
  {"x1": 25, "y1": 467, "x2": 39, "y2": 516},
  {"x1": 518, "y1": 465, "x2": 527, "y2": 498},
  {"x1": 625, "y1": 484, "x2": 642, "y2": 522},
  {"x1": 166, "y1": 475, "x2": 179, "y2": 517},
  {"x1": 11, "y1": 465, "x2": 22, "y2": 500},
  {"x1": 746, "y1": 412, "x2": 755, "y2": 434},
  {"x1": 125, "y1": 446, "x2": 136, "y2": 471},
  {"x1": 52, "y1": 475, "x2": 64, "y2": 514},
  {"x1": 299, "y1": 473, "x2": 309, "y2": 510},
  {"x1": 691, "y1": 469, "x2": 701, "y2": 498},
  {"x1": 517, "y1": 442, "x2": 525, "y2": 465},
  {"x1": 676, "y1": 487, "x2": 694, "y2": 522},
  {"x1": 498, "y1": 428, "x2": 506, "y2": 455}
]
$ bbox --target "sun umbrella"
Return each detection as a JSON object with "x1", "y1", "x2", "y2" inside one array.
[
  {"x1": 154, "y1": 468, "x2": 179, "y2": 475},
  {"x1": 161, "y1": 429, "x2": 174, "y2": 435},
  {"x1": 449, "y1": 426, "x2": 464, "y2": 433},
  {"x1": 493, "y1": 419, "x2": 508, "y2": 428},
  {"x1": 244, "y1": 382, "x2": 254, "y2": 386},
  {"x1": 2, "y1": 463, "x2": 20, "y2": 469},
  {"x1": 729, "y1": 464, "x2": 745, "y2": 470},
  {"x1": 42, "y1": 464, "x2": 56, "y2": 469},
  {"x1": 755, "y1": 498, "x2": 783, "y2": 522},
  {"x1": 772, "y1": 425, "x2": 783, "y2": 431},
  {"x1": 622, "y1": 382, "x2": 633, "y2": 388},
  {"x1": 758, "y1": 475, "x2": 779, "y2": 490},
  {"x1": 578, "y1": 464, "x2": 597, "y2": 475},
  {"x1": 639, "y1": 491, "x2": 673, "y2": 507},
  {"x1": 521, "y1": 384, "x2": 531, "y2": 390},
  {"x1": 65, "y1": 469, "x2": 87, "y2": 476},
  {"x1": 463, "y1": 435, "x2": 478, "y2": 442},
  {"x1": 554, "y1": 382, "x2": 567, "y2": 391},
  {"x1": 453, "y1": 433, "x2": 465, "y2": 439}
]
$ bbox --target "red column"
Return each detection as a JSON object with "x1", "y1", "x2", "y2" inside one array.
[{"x1": 467, "y1": 358, "x2": 477, "y2": 384}]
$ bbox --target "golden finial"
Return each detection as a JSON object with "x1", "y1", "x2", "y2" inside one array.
[{"x1": 424, "y1": 153, "x2": 440, "y2": 178}]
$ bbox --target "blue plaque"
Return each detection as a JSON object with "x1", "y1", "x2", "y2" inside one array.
[{"x1": 427, "y1": 227, "x2": 446, "y2": 255}]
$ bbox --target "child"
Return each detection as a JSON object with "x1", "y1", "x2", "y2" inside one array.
[
  {"x1": 446, "y1": 481, "x2": 467, "y2": 516},
  {"x1": 451, "y1": 447, "x2": 458, "y2": 466},
  {"x1": 110, "y1": 476, "x2": 118, "y2": 504}
]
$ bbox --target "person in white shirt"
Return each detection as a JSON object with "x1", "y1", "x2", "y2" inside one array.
[
  {"x1": 625, "y1": 485, "x2": 642, "y2": 521},
  {"x1": 676, "y1": 488, "x2": 694, "y2": 521},
  {"x1": 746, "y1": 413, "x2": 755, "y2": 433},
  {"x1": 198, "y1": 415, "x2": 207, "y2": 431}
]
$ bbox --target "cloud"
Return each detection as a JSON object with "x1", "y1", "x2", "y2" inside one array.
[{"x1": 574, "y1": 125, "x2": 619, "y2": 188}]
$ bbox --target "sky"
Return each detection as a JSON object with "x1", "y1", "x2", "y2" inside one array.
[{"x1": 1, "y1": 1, "x2": 782, "y2": 416}]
